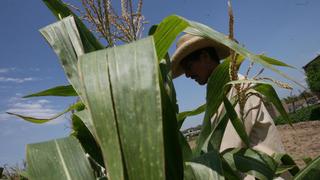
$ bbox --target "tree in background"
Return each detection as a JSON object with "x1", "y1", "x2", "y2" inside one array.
[
  {"x1": 284, "y1": 93, "x2": 299, "y2": 113},
  {"x1": 298, "y1": 90, "x2": 314, "y2": 107},
  {"x1": 304, "y1": 56, "x2": 320, "y2": 98}
]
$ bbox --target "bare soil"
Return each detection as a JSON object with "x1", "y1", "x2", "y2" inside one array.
[{"x1": 277, "y1": 121, "x2": 320, "y2": 168}]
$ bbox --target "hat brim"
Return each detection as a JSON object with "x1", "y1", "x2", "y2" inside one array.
[{"x1": 171, "y1": 36, "x2": 230, "y2": 78}]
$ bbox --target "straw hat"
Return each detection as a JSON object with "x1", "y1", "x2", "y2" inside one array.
[{"x1": 171, "y1": 33, "x2": 230, "y2": 78}]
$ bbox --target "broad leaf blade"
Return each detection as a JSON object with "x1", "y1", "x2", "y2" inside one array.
[
  {"x1": 294, "y1": 156, "x2": 320, "y2": 180},
  {"x1": 184, "y1": 162, "x2": 222, "y2": 180},
  {"x1": 78, "y1": 47, "x2": 125, "y2": 180},
  {"x1": 194, "y1": 59, "x2": 231, "y2": 155},
  {"x1": 40, "y1": 16, "x2": 85, "y2": 97},
  {"x1": 153, "y1": 15, "x2": 188, "y2": 61},
  {"x1": 258, "y1": 55, "x2": 295, "y2": 69},
  {"x1": 276, "y1": 165, "x2": 296, "y2": 175},
  {"x1": 160, "y1": 78, "x2": 184, "y2": 178},
  {"x1": 178, "y1": 131, "x2": 193, "y2": 162},
  {"x1": 223, "y1": 148, "x2": 277, "y2": 180},
  {"x1": 253, "y1": 84, "x2": 292, "y2": 126},
  {"x1": 74, "y1": 109, "x2": 96, "y2": 139},
  {"x1": 226, "y1": 79, "x2": 274, "y2": 87},
  {"x1": 26, "y1": 136, "x2": 95, "y2": 180},
  {"x1": 177, "y1": 104, "x2": 206, "y2": 128},
  {"x1": 191, "y1": 150, "x2": 225, "y2": 180},
  {"x1": 71, "y1": 114, "x2": 104, "y2": 166},
  {"x1": 156, "y1": 25, "x2": 184, "y2": 177},
  {"x1": 23, "y1": 85, "x2": 77, "y2": 98},
  {"x1": 273, "y1": 153, "x2": 300, "y2": 176},
  {"x1": 106, "y1": 37, "x2": 165, "y2": 180},
  {"x1": 223, "y1": 97, "x2": 250, "y2": 147},
  {"x1": 209, "y1": 110, "x2": 230, "y2": 151},
  {"x1": 78, "y1": 37, "x2": 165, "y2": 179}
]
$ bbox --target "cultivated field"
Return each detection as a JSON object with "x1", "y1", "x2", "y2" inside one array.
[{"x1": 277, "y1": 121, "x2": 320, "y2": 168}]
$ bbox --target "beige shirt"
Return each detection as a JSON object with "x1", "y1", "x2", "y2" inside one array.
[{"x1": 211, "y1": 86, "x2": 285, "y2": 155}]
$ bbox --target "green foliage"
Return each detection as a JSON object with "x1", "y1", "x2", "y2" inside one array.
[
  {"x1": 194, "y1": 59, "x2": 231, "y2": 155},
  {"x1": 254, "y1": 84, "x2": 292, "y2": 126},
  {"x1": 71, "y1": 114, "x2": 104, "y2": 167},
  {"x1": 26, "y1": 136, "x2": 95, "y2": 180},
  {"x1": 7, "y1": 101, "x2": 84, "y2": 124},
  {"x1": 275, "y1": 105, "x2": 320, "y2": 125},
  {"x1": 294, "y1": 156, "x2": 320, "y2": 179},
  {"x1": 23, "y1": 85, "x2": 77, "y2": 98},
  {"x1": 223, "y1": 148, "x2": 278, "y2": 179},
  {"x1": 305, "y1": 59, "x2": 320, "y2": 93}
]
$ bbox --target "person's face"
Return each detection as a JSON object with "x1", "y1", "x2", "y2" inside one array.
[{"x1": 180, "y1": 51, "x2": 219, "y2": 85}]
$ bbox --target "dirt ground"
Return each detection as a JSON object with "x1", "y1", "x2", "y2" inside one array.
[
  {"x1": 188, "y1": 121, "x2": 320, "y2": 168},
  {"x1": 277, "y1": 121, "x2": 320, "y2": 168}
]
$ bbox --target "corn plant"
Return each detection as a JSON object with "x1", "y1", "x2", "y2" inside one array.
[{"x1": 8, "y1": 0, "x2": 320, "y2": 179}]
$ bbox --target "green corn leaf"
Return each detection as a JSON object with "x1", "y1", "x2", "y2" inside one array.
[
  {"x1": 26, "y1": 136, "x2": 95, "y2": 180},
  {"x1": 184, "y1": 162, "x2": 223, "y2": 180},
  {"x1": 253, "y1": 84, "x2": 293, "y2": 126},
  {"x1": 207, "y1": 97, "x2": 238, "y2": 151},
  {"x1": 223, "y1": 148, "x2": 277, "y2": 180},
  {"x1": 207, "y1": 109, "x2": 230, "y2": 151},
  {"x1": 153, "y1": 21, "x2": 183, "y2": 178},
  {"x1": 226, "y1": 79, "x2": 274, "y2": 87},
  {"x1": 294, "y1": 156, "x2": 320, "y2": 180},
  {"x1": 159, "y1": 71, "x2": 184, "y2": 179},
  {"x1": 159, "y1": 53, "x2": 179, "y2": 113},
  {"x1": 223, "y1": 97, "x2": 250, "y2": 147},
  {"x1": 190, "y1": 149, "x2": 225, "y2": 180},
  {"x1": 23, "y1": 85, "x2": 77, "y2": 98},
  {"x1": 43, "y1": 0, "x2": 104, "y2": 52},
  {"x1": 19, "y1": 170, "x2": 30, "y2": 179},
  {"x1": 148, "y1": 24, "x2": 158, "y2": 36},
  {"x1": 177, "y1": 104, "x2": 206, "y2": 128},
  {"x1": 7, "y1": 101, "x2": 84, "y2": 124},
  {"x1": 40, "y1": 16, "x2": 85, "y2": 97},
  {"x1": 78, "y1": 37, "x2": 165, "y2": 179},
  {"x1": 74, "y1": 109, "x2": 96, "y2": 140},
  {"x1": 276, "y1": 165, "x2": 296, "y2": 175},
  {"x1": 221, "y1": 158, "x2": 241, "y2": 180},
  {"x1": 273, "y1": 153, "x2": 300, "y2": 176},
  {"x1": 178, "y1": 131, "x2": 193, "y2": 162},
  {"x1": 77, "y1": 48, "x2": 125, "y2": 180},
  {"x1": 258, "y1": 55, "x2": 296, "y2": 69},
  {"x1": 194, "y1": 60, "x2": 231, "y2": 155},
  {"x1": 153, "y1": 15, "x2": 189, "y2": 61},
  {"x1": 71, "y1": 114, "x2": 104, "y2": 167}
]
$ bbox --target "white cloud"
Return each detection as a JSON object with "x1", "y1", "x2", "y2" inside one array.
[
  {"x1": 0, "y1": 68, "x2": 15, "y2": 73},
  {"x1": 0, "y1": 113, "x2": 11, "y2": 121},
  {"x1": 0, "y1": 77, "x2": 36, "y2": 83},
  {"x1": 28, "y1": 68, "x2": 40, "y2": 71}
]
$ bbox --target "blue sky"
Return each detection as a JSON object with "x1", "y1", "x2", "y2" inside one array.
[{"x1": 1, "y1": 0, "x2": 320, "y2": 166}]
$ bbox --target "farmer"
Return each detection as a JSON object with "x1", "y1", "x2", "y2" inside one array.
[{"x1": 171, "y1": 33, "x2": 285, "y2": 156}]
